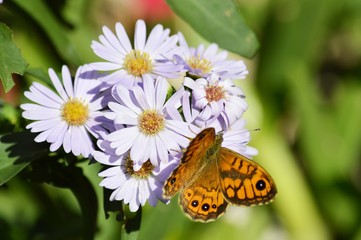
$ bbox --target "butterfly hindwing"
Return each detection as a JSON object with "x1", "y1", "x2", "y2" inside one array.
[
  {"x1": 179, "y1": 163, "x2": 228, "y2": 222},
  {"x1": 218, "y1": 147, "x2": 277, "y2": 206}
]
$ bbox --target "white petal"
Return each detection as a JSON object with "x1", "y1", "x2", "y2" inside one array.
[
  {"x1": 130, "y1": 134, "x2": 150, "y2": 165},
  {"x1": 61, "y1": 65, "x2": 74, "y2": 98},
  {"x1": 134, "y1": 20, "x2": 146, "y2": 51},
  {"x1": 63, "y1": 129, "x2": 72, "y2": 153},
  {"x1": 143, "y1": 75, "x2": 156, "y2": 109},
  {"x1": 154, "y1": 77, "x2": 168, "y2": 111},
  {"x1": 108, "y1": 127, "x2": 139, "y2": 155},
  {"x1": 144, "y1": 24, "x2": 163, "y2": 53},
  {"x1": 155, "y1": 136, "x2": 168, "y2": 164},
  {"x1": 48, "y1": 68, "x2": 69, "y2": 102},
  {"x1": 24, "y1": 85, "x2": 62, "y2": 108},
  {"x1": 115, "y1": 22, "x2": 133, "y2": 52}
]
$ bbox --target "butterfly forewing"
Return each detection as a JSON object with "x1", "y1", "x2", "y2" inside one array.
[
  {"x1": 181, "y1": 128, "x2": 216, "y2": 164},
  {"x1": 218, "y1": 148, "x2": 277, "y2": 206},
  {"x1": 163, "y1": 128, "x2": 216, "y2": 199}
]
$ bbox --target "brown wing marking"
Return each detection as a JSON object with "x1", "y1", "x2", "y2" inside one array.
[
  {"x1": 218, "y1": 148, "x2": 277, "y2": 206},
  {"x1": 179, "y1": 170, "x2": 228, "y2": 222},
  {"x1": 181, "y1": 128, "x2": 216, "y2": 164},
  {"x1": 163, "y1": 128, "x2": 216, "y2": 199}
]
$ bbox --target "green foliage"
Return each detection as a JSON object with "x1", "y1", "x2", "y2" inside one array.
[
  {"x1": 14, "y1": 0, "x2": 81, "y2": 66},
  {"x1": 0, "y1": 131, "x2": 48, "y2": 186},
  {"x1": 166, "y1": 0, "x2": 259, "y2": 58},
  {"x1": 0, "y1": 23, "x2": 27, "y2": 93}
]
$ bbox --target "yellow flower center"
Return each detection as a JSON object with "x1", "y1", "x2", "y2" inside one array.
[
  {"x1": 123, "y1": 50, "x2": 153, "y2": 77},
  {"x1": 205, "y1": 85, "x2": 225, "y2": 102},
  {"x1": 125, "y1": 157, "x2": 154, "y2": 179},
  {"x1": 187, "y1": 55, "x2": 212, "y2": 76},
  {"x1": 138, "y1": 110, "x2": 165, "y2": 135},
  {"x1": 61, "y1": 99, "x2": 89, "y2": 126}
]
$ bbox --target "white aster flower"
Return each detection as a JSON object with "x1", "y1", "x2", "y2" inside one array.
[
  {"x1": 220, "y1": 118, "x2": 258, "y2": 158},
  {"x1": 105, "y1": 75, "x2": 192, "y2": 170},
  {"x1": 175, "y1": 32, "x2": 248, "y2": 80},
  {"x1": 94, "y1": 139, "x2": 177, "y2": 212},
  {"x1": 90, "y1": 19, "x2": 183, "y2": 89},
  {"x1": 21, "y1": 65, "x2": 109, "y2": 157},
  {"x1": 183, "y1": 73, "x2": 248, "y2": 126},
  {"x1": 169, "y1": 87, "x2": 256, "y2": 158}
]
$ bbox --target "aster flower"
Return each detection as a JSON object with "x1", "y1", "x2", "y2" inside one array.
[
  {"x1": 175, "y1": 32, "x2": 248, "y2": 80},
  {"x1": 168, "y1": 85, "x2": 256, "y2": 157},
  {"x1": 219, "y1": 118, "x2": 258, "y2": 158},
  {"x1": 94, "y1": 138, "x2": 177, "y2": 212},
  {"x1": 21, "y1": 65, "x2": 109, "y2": 157},
  {"x1": 105, "y1": 75, "x2": 193, "y2": 170},
  {"x1": 90, "y1": 19, "x2": 183, "y2": 89},
  {"x1": 183, "y1": 73, "x2": 248, "y2": 126}
]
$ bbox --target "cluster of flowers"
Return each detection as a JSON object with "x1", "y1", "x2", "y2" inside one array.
[{"x1": 21, "y1": 20, "x2": 257, "y2": 212}]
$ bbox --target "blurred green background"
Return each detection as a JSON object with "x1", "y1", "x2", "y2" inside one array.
[{"x1": 1, "y1": 0, "x2": 361, "y2": 239}]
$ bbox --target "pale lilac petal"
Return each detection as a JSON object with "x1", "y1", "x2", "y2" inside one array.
[
  {"x1": 49, "y1": 135, "x2": 63, "y2": 152},
  {"x1": 115, "y1": 22, "x2": 133, "y2": 52},
  {"x1": 48, "y1": 68, "x2": 68, "y2": 101},
  {"x1": 61, "y1": 65, "x2": 74, "y2": 98},
  {"x1": 24, "y1": 86, "x2": 62, "y2": 108},
  {"x1": 130, "y1": 134, "x2": 150, "y2": 165},
  {"x1": 103, "y1": 25, "x2": 128, "y2": 56},
  {"x1": 46, "y1": 121, "x2": 67, "y2": 142},
  {"x1": 92, "y1": 40, "x2": 122, "y2": 63},
  {"x1": 138, "y1": 181, "x2": 149, "y2": 205},
  {"x1": 134, "y1": 20, "x2": 146, "y2": 51},
  {"x1": 99, "y1": 166, "x2": 123, "y2": 177},
  {"x1": 26, "y1": 118, "x2": 58, "y2": 132},
  {"x1": 155, "y1": 136, "x2": 168, "y2": 164},
  {"x1": 132, "y1": 85, "x2": 149, "y2": 110},
  {"x1": 100, "y1": 174, "x2": 123, "y2": 189},
  {"x1": 89, "y1": 62, "x2": 122, "y2": 71},
  {"x1": 203, "y1": 44, "x2": 218, "y2": 59},
  {"x1": 63, "y1": 129, "x2": 72, "y2": 153},
  {"x1": 108, "y1": 127, "x2": 139, "y2": 155},
  {"x1": 144, "y1": 24, "x2": 163, "y2": 53},
  {"x1": 22, "y1": 106, "x2": 60, "y2": 120},
  {"x1": 154, "y1": 77, "x2": 168, "y2": 111},
  {"x1": 143, "y1": 75, "x2": 156, "y2": 109},
  {"x1": 112, "y1": 85, "x2": 142, "y2": 114}
]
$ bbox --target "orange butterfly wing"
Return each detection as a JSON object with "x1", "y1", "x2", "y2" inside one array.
[
  {"x1": 163, "y1": 128, "x2": 216, "y2": 199},
  {"x1": 179, "y1": 163, "x2": 228, "y2": 222},
  {"x1": 218, "y1": 148, "x2": 277, "y2": 206}
]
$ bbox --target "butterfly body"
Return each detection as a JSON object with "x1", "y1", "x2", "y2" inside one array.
[{"x1": 163, "y1": 127, "x2": 277, "y2": 222}]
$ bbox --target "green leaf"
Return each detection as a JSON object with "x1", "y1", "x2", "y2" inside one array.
[
  {"x1": 13, "y1": 0, "x2": 81, "y2": 66},
  {"x1": 25, "y1": 160, "x2": 99, "y2": 239},
  {"x1": 0, "y1": 102, "x2": 20, "y2": 126},
  {"x1": 64, "y1": 166, "x2": 99, "y2": 240},
  {"x1": 25, "y1": 68, "x2": 52, "y2": 85},
  {"x1": 0, "y1": 23, "x2": 28, "y2": 93},
  {"x1": 0, "y1": 131, "x2": 48, "y2": 185},
  {"x1": 122, "y1": 207, "x2": 142, "y2": 240},
  {"x1": 166, "y1": 0, "x2": 259, "y2": 58}
]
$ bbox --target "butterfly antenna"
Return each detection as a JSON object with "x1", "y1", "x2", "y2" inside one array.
[
  {"x1": 187, "y1": 125, "x2": 201, "y2": 139},
  {"x1": 243, "y1": 128, "x2": 261, "y2": 133}
]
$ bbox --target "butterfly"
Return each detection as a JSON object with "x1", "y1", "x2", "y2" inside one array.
[{"x1": 162, "y1": 127, "x2": 277, "y2": 222}]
